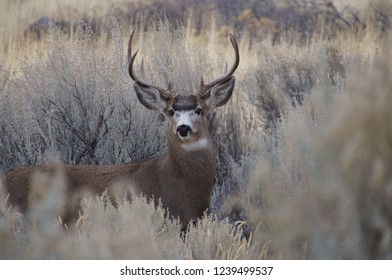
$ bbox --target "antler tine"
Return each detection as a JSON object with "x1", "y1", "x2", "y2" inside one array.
[
  {"x1": 140, "y1": 58, "x2": 146, "y2": 80},
  {"x1": 197, "y1": 33, "x2": 240, "y2": 97},
  {"x1": 127, "y1": 27, "x2": 173, "y2": 98},
  {"x1": 222, "y1": 61, "x2": 228, "y2": 74}
]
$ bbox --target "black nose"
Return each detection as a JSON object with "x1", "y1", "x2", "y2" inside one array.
[{"x1": 177, "y1": 125, "x2": 191, "y2": 137}]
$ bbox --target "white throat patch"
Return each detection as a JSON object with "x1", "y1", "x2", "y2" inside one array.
[{"x1": 181, "y1": 138, "x2": 209, "y2": 152}]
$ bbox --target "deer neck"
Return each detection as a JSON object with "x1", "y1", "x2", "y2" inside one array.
[{"x1": 167, "y1": 127, "x2": 216, "y2": 180}]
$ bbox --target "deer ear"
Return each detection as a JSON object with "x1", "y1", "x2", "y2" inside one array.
[
  {"x1": 133, "y1": 82, "x2": 168, "y2": 111},
  {"x1": 202, "y1": 76, "x2": 235, "y2": 108}
]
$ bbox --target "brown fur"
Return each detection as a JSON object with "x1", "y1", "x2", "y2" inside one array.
[{"x1": 4, "y1": 120, "x2": 215, "y2": 229}]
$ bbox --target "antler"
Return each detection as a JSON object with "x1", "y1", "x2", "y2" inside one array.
[
  {"x1": 196, "y1": 33, "x2": 240, "y2": 98},
  {"x1": 127, "y1": 27, "x2": 175, "y2": 99}
]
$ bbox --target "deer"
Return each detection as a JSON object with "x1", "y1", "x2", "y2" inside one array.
[{"x1": 3, "y1": 28, "x2": 240, "y2": 231}]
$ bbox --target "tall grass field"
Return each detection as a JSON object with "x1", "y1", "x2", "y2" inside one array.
[{"x1": 0, "y1": 0, "x2": 391, "y2": 259}]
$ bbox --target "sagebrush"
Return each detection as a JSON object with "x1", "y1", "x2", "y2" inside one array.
[{"x1": 1, "y1": 0, "x2": 392, "y2": 259}]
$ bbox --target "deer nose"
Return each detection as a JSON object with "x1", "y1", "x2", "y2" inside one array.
[{"x1": 177, "y1": 125, "x2": 191, "y2": 137}]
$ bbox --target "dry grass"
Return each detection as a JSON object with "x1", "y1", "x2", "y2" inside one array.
[
  {"x1": 236, "y1": 35, "x2": 392, "y2": 258},
  {"x1": 1, "y1": 0, "x2": 392, "y2": 259}
]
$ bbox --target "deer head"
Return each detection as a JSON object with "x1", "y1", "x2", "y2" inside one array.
[{"x1": 127, "y1": 28, "x2": 239, "y2": 147}]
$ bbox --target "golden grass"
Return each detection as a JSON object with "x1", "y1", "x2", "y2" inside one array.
[{"x1": 1, "y1": 0, "x2": 391, "y2": 259}]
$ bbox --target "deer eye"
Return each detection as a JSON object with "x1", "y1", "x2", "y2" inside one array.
[
  {"x1": 195, "y1": 108, "x2": 202, "y2": 115},
  {"x1": 168, "y1": 109, "x2": 175, "y2": 117}
]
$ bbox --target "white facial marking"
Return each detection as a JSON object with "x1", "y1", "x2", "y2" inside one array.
[
  {"x1": 173, "y1": 110, "x2": 200, "y2": 139},
  {"x1": 177, "y1": 111, "x2": 194, "y2": 129},
  {"x1": 181, "y1": 138, "x2": 209, "y2": 151}
]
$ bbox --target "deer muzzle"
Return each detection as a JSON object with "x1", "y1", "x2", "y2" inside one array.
[{"x1": 177, "y1": 124, "x2": 192, "y2": 138}]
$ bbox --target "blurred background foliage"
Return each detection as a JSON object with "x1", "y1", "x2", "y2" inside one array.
[{"x1": 1, "y1": 0, "x2": 392, "y2": 259}]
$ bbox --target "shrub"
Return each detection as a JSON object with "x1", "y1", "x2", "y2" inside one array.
[{"x1": 1, "y1": 1, "x2": 391, "y2": 259}]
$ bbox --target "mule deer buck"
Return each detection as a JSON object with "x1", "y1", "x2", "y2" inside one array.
[{"x1": 4, "y1": 29, "x2": 239, "y2": 230}]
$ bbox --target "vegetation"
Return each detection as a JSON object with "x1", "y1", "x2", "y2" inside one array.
[{"x1": 0, "y1": 0, "x2": 391, "y2": 259}]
